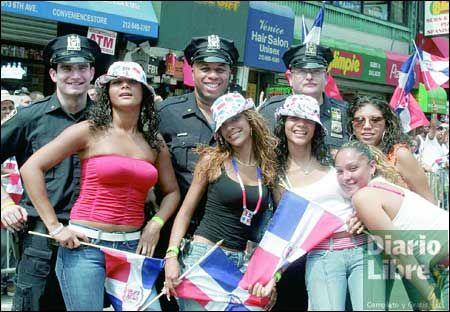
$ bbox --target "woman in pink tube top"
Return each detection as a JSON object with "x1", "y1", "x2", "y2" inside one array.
[{"x1": 20, "y1": 61, "x2": 180, "y2": 311}]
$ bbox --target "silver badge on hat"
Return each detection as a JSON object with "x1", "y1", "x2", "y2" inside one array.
[
  {"x1": 305, "y1": 42, "x2": 317, "y2": 57},
  {"x1": 67, "y1": 35, "x2": 81, "y2": 51},
  {"x1": 207, "y1": 35, "x2": 221, "y2": 50}
]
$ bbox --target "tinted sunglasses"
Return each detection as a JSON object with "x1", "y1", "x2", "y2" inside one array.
[{"x1": 352, "y1": 116, "x2": 384, "y2": 128}]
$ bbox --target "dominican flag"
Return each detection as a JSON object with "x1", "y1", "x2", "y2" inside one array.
[
  {"x1": 240, "y1": 190, "x2": 344, "y2": 287},
  {"x1": 303, "y1": 5, "x2": 324, "y2": 45},
  {"x1": 176, "y1": 247, "x2": 268, "y2": 311},
  {"x1": 417, "y1": 48, "x2": 449, "y2": 90},
  {"x1": 301, "y1": 15, "x2": 309, "y2": 44},
  {"x1": 389, "y1": 52, "x2": 429, "y2": 133},
  {"x1": 102, "y1": 248, "x2": 165, "y2": 311}
]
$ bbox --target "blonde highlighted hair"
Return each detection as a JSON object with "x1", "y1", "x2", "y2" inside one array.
[
  {"x1": 337, "y1": 141, "x2": 407, "y2": 187},
  {"x1": 195, "y1": 109, "x2": 278, "y2": 187}
]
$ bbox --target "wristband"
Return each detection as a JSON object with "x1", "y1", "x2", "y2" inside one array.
[
  {"x1": 151, "y1": 216, "x2": 164, "y2": 227},
  {"x1": 274, "y1": 271, "x2": 282, "y2": 282},
  {"x1": 49, "y1": 223, "x2": 64, "y2": 237},
  {"x1": 166, "y1": 246, "x2": 179, "y2": 256},
  {"x1": 1, "y1": 201, "x2": 16, "y2": 210}
]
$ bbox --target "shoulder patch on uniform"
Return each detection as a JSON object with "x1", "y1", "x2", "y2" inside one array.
[{"x1": 1, "y1": 108, "x2": 18, "y2": 125}]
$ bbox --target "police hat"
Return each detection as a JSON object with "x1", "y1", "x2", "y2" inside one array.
[
  {"x1": 184, "y1": 35, "x2": 239, "y2": 66},
  {"x1": 43, "y1": 34, "x2": 101, "y2": 65},
  {"x1": 283, "y1": 42, "x2": 333, "y2": 69}
]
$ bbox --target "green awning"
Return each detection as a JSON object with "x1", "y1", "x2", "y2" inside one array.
[{"x1": 417, "y1": 83, "x2": 448, "y2": 114}]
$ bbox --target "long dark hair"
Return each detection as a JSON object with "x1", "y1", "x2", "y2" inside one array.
[
  {"x1": 87, "y1": 83, "x2": 162, "y2": 152},
  {"x1": 347, "y1": 95, "x2": 411, "y2": 154},
  {"x1": 274, "y1": 116, "x2": 331, "y2": 179}
]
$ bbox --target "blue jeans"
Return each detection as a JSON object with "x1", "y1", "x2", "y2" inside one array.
[
  {"x1": 56, "y1": 238, "x2": 161, "y2": 311},
  {"x1": 177, "y1": 240, "x2": 246, "y2": 311},
  {"x1": 306, "y1": 244, "x2": 385, "y2": 311}
]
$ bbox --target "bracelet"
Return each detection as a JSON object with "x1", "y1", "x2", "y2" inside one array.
[
  {"x1": 151, "y1": 216, "x2": 164, "y2": 227},
  {"x1": 274, "y1": 271, "x2": 282, "y2": 282},
  {"x1": 49, "y1": 223, "x2": 64, "y2": 237},
  {"x1": 1, "y1": 201, "x2": 16, "y2": 210},
  {"x1": 166, "y1": 246, "x2": 179, "y2": 256}
]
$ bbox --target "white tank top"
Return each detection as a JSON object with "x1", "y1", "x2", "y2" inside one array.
[
  {"x1": 282, "y1": 167, "x2": 353, "y2": 232},
  {"x1": 371, "y1": 177, "x2": 449, "y2": 231}
]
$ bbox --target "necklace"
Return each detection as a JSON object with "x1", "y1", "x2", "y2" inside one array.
[
  {"x1": 234, "y1": 157, "x2": 257, "y2": 167},
  {"x1": 289, "y1": 156, "x2": 314, "y2": 175},
  {"x1": 231, "y1": 158, "x2": 263, "y2": 226}
]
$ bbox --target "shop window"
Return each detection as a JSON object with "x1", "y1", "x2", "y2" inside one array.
[
  {"x1": 363, "y1": 1, "x2": 389, "y2": 20},
  {"x1": 390, "y1": 1, "x2": 405, "y2": 25},
  {"x1": 331, "y1": 1, "x2": 362, "y2": 12}
]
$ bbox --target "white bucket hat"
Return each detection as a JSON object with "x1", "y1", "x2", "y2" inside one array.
[
  {"x1": 275, "y1": 94, "x2": 325, "y2": 131},
  {"x1": 211, "y1": 92, "x2": 255, "y2": 132},
  {"x1": 95, "y1": 61, "x2": 154, "y2": 95}
]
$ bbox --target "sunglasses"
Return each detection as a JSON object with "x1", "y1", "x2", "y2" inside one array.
[{"x1": 352, "y1": 116, "x2": 385, "y2": 128}]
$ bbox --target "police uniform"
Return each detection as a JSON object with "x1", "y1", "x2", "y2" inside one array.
[
  {"x1": 0, "y1": 34, "x2": 99, "y2": 311},
  {"x1": 258, "y1": 42, "x2": 349, "y2": 150}
]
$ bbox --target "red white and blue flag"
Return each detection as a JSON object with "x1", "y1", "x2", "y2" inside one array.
[
  {"x1": 303, "y1": 5, "x2": 324, "y2": 45},
  {"x1": 102, "y1": 248, "x2": 164, "y2": 311},
  {"x1": 240, "y1": 191, "x2": 344, "y2": 287},
  {"x1": 389, "y1": 52, "x2": 429, "y2": 133},
  {"x1": 417, "y1": 49, "x2": 449, "y2": 90},
  {"x1": 176, "y1": 247, "x2": 268, "y2": 311}
]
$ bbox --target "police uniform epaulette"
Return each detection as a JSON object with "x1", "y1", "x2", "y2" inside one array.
[
  {"x1": 22, "y1": 95, "x2": 52, "y2": 109},
  {"x1": 158, "y1": 94, "x2": 189, "y2": 111}
]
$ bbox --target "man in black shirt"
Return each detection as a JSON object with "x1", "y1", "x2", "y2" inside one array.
[{"x1": 1, "y1": 34, "x2": 100, "y2": 311}]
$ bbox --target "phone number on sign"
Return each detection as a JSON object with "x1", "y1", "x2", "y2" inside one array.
[{"x1": 122, "y1": 21, "x2": 151, "y2": 32}]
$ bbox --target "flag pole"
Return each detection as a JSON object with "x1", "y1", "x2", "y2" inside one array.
[{"x1": 139, "y1": 239, "x2": 224, "y2": 311}]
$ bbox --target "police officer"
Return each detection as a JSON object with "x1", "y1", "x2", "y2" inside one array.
[
  {"x1": 1, "y1": 34, "x2": 100, "y2": 311},
  {"x1": 156, "y1": 34, "x2": 238, "y2": 310},
  {"x1": 259, "y1": 42, "x2": 349, "y2": 152},
  {"x1": 158, "y1": 34, "x2": 239, "y2": 232}
]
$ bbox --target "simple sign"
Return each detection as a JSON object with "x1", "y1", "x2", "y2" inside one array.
[
  {"x1": 424, "y1": 1, "x2": 449, "y2": 36},
  {"x1": 1, "y1": 1, "x2": 158, "y2": 38},
  {"x1": 87, "y1": 27, "x2": 116, "y2": 55},
  {"x1": 244, "y1": 1, "x2": 294, "y2": 72}
]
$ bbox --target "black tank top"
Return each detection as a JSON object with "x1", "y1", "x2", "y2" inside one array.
[{"x1": 195, "y1": 169, "x2": 270, "y2": 250}]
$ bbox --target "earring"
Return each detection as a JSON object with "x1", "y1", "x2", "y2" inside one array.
[
  {"x1": 381, "y1": 131, "x2": 386, "y2": 143},
  {"x1": 349, "y1": 133, "x2": 355, "y2": 142}
]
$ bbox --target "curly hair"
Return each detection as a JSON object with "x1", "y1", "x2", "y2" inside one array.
[
  {"x1": 195, "y1": 109, "x2": 278, "y2": 187},
  {"x1": 336, "y1": 141, "x2": 407, "y2": 187},
  {"x1": 347, "y1": 95, "x2": 412, "y2": 155},
  {"x1": 274, "y1": 116, "x2": 332, "y2": 179},
  {"x1": 87, "y1": 83, "x2": 162, "y2": 152}
]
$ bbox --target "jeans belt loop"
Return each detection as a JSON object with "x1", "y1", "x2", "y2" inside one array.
[
  {"x1": 97, "y1": 230, "x2": 103, "y2": 241},
  {"x1": 329, "y1": 237, "x2": 334, "y2": 251},
  {"x1": 122, "y1": 232, "x2": 127, "y2": 242}
]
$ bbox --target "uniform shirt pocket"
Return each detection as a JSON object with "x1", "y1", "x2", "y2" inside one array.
[{"x1": 170, "y1": 135, "x2": 201, "y2": 172}]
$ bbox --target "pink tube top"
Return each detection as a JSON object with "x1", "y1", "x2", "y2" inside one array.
[{"x1": 70, "y1": 154, "x2": 158, "y2": 227}]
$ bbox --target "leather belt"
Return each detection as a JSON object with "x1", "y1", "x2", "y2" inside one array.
[{"x1": 68, "y1": 223, "x2": 141, "y2": 242}]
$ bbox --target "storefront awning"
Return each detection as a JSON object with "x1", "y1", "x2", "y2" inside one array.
[{"x1": 1, "y1": 1, "x2": 159, "y2": 38}]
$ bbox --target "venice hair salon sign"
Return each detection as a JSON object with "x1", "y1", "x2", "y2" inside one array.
[{"x1": 244, "y1": 1, "x2": 294, "y2": 72}]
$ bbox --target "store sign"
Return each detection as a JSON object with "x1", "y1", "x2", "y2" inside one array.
[
  {"x1": 87, "y1": 27, "x2": 116, "y2": 55},
  {"x1": 1, "y1": 1, "x2": 158, "y2": 38},
  {"x1": 385, "y1": 51, "x2": 421, "y2": 87},
  {"x1": 328, "y1": 49, "x2": 385, "y2": 84},
  {"x1": 424, "y1": 1, "x2": 449, "y2": 36},
  {"x1": 244, "y1": 1, "x2": 294, "y2": 72}
]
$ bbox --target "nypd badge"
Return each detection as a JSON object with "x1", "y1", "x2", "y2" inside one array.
[
  {"x1": 305, "y1": 42, "x2": 317, "y2": 57},
  {"x1": 207, "y1": 35, "x2": 221, "y2": 50},
  {"x1": 67, "y1": 34, "x2": 81, "y2": 51}
]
